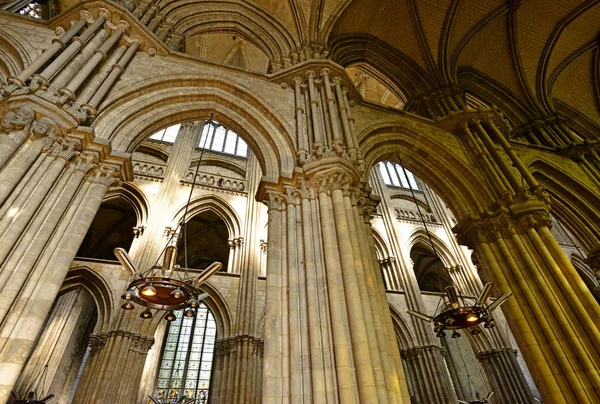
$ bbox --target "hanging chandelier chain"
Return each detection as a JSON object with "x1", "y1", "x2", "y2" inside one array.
[
  {"x1": 396, "y1": 154, "x2": 449, "y2": 292},
  {"x1": 181, "y1": 114, "x2": 213, "y2": 275}
]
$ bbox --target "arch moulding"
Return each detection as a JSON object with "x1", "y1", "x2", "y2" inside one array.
[{"x1": 93, "y1": 74, "x2": 297, "y2": 183}]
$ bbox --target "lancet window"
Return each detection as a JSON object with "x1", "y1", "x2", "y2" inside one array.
[{"x1": 155, "y1": 304, "x2": 217, "y2": 402}]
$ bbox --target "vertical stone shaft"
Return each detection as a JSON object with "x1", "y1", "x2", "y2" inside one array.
[
  {"x1": 461, "y1": 123, "x2": 509, "y2": 198},
  {"x1": 486, "y1": 120, "x2": 540, "y2": 190},
  {"x1": 232, "y1": 154, "x2": 263, "y2": 404},
  {"x1": 285, "y1": 188, "x2": 305, "y2": 403},
  {"x1": 299, "y1": 193, "x2": 328, "y2": 402},
  {"x1": 14, "y1": 18, "x2": 88, "y2": 83},
  {"x1": 86, "y1": 41, "x2": 139, "y2": 109},
  {"x1": 340, "y1": 88, "x2": 359, "y2": 153},
  {"x1": 333, "y1": 79, "x2": 354, "y2": 151},
  {"x1": 306, "y1": 71, "x2": 325, "y2": 145},
  {"x1": 473, "y1": 121, "x2": 521, "y2": 192},
  {"x1": 320, "y1": 69, "x2": 342, "y2": 142},
  {"x1": 343, "y1": 190, "x2": 388, "y2": 404},
  {"x1": 293, "y1": 78, "x2": 308, "y2": 157},
  {"x1": 131, "y1": 122, "x2": 201, "y2": 269},
  {"x1": 0, "y1": 137, "x2": 49, "y2": 205},
  {"x1": 357, "y1": 208, "x2": 407, "y2": 404},
  {"x1": 474, "y1": 232, "x2": 600, "y2": 402},
  {"x1": 39, "y1": 17, "x2": 106, "y2": 82},
  {"x1": 262, "y1": 193, "x2": 284, "y2": 404},
  {"x1": 49, "y1": 29, "x2": 109, "y2": 92},
  {"x1": 0, "y1": 170, "x2": 113, "y2": 402},
  {"x1": 75, "y1": 45, "x2": 126, "y2": 107},
  {"x1": 316, "y1": 187, "x2": 358, "y2": 403},
  {"x1": 63, "y1": 28, "x2": 124, "y2": 96},
  {"x1": 0, "y1": 149, "x2": 87, "y2": 327}
]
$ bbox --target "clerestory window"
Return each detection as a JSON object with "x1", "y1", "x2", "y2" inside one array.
[
  {"x1": 148, "y1": 121, "x2": 248, "y2": 157},
  {"x1": 155, "y1": 304, "x2": 216, "y2": 403},
  {"x1": 378, "y1": 162, "x2": 419, "y2": 190},
  {"x1": 199, "y1": 121, "x2": 248, "y2": 157},
  {"x1": 149, "y1": 124, "x2": 182, "y2": 143}
]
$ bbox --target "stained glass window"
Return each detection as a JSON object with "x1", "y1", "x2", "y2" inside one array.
[{"x1": 155, "y1": 304, "x2": 216, "y2": 403}]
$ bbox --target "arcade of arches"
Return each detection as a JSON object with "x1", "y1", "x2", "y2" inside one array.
[{"x1": 0, "y1": 1, "x2": 599, "y2": 403}]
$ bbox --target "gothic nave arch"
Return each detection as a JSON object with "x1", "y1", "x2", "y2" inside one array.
[
  {"x1": 528, "y1": 158, "x2": 600, "y2": 253},
  {"x1": 359, "y1": 120, "x2": 493, "y2": 220},
  {"x1": 93, "y1": 74, "x2": 297, "y2": 182},
  {"x1": 358, "y1": 114, "x2": 600, "y2": 402},
  {"x1": 15, "y1": 265, "x2": 116, "y2": 402},
  {"x1": 171, "y1": 193, "x2": 242, "y2": 241}
]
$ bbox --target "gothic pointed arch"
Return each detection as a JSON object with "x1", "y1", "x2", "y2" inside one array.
[
  {"x1": 93, "y1": 75, "x2": 296, "y2": 181},
  {"x1": 172, "y1": 193, "x2": 242, "y2": 239},
  {"x1": 359, "y1": 120, "x2": 493, "y2": 220},
  {"x1": 61, "y1": 265, "x2": 115, "y2": 332},
  {"x1": 528, "y1": 158, "x2": 600, "y2": 252}
]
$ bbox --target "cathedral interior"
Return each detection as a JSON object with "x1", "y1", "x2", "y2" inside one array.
[{"x1": 0, "y1": 0, "x2": 599, "y2": 403}]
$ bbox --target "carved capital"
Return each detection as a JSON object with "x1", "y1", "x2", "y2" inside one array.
[
  {"x1": 70, "y1": 152, "x2": 98, "y2": 173},
  {"x1": 312, "y1": 169, "x2": 352, "y2": 194},
  {"x1": 88, "y1": 165, "x2": 120, "y2": 187},
  {"x1": 264, "y1": 191, "x2": 286, "y2": 211}
]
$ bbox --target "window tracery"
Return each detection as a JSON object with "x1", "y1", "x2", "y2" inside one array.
[
  {"x1": 148, "y1": 122, "x2": 248, "y2": 157},
  {"x1": 155, "y1": 304, "x2": 216, "y2": 402},
  {"x1": 378, "y1": 162, "x2": 419, "y2": 190}
]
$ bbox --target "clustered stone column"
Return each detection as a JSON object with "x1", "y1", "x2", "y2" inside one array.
[
  {"x1": 114, "y1": 0, "x2": 184, "y2": 51},
  {"x1": 0, "y1": 112, "x2": 123, "y2": 400},
  {"x1": 71, "y1": 330, "x2": 154, "y2": 403},
  {"x1": 15, "y1": 287, "x2": 96, "y2": 401},
  {"x1": 211, "y1": 154, "x2": 264, "y2": 404},
  {"x1": 404, "y1": 84, "x2": 465, "y2": 119},
  {"x1": 1, "y1": 9, "x2": 141, "y2": 125},
  {"x1": 475, "y1": 348, "x2": 534, "y2": 403},
  {"x1": 371, "y1": 168, "x2": 456, "y2": 403},
  {"x1": 226, "y1": 236, "x2": 245, "y2": 274},
  {"x1": 260, "y1": 167, "x2": 410, "y2": 404},
  {"x1": 261, "y1": 67, "x2": 413, "y2": 403},
  {"x1": 455, "y1": 114, "x2": 600, "y2": 402},
  {"x1": 0, "y1": 9, "x2": 143, "y2": 401}
]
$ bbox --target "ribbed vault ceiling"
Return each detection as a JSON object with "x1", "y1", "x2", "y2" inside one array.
[{"x1": 52, "y1": 0, "x2": 599, "y2": 126}]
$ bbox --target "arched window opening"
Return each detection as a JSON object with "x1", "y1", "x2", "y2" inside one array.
[
  {"x1": 155, "y1": 304, "x2": 216, "y2": 402},
  {"x1": 177, "y1": 210, "x2": 229, "y2": 272},
  {"x1": 17, "y1": 287, "x2": 97, "y2": 401},
  {"x1": 378, "y1": 162, "x2": 419, "y2": 190},
  {"x1": 149, "y1": 122, "x2": 248, "y2": 157},
  {"x1": 14, "y1": 0, "x2": 58, "y2": 19},
  {"x1": 149, "y1": 124, "x2": 182, "y2": 143},
  {"x1": 77, "y1": 196, "x2": 138, "y2": 260},
  {"x1": 410, "y1": 245, "x2": 452, "y2": 293},
  {"x1": 199, "y1": 121, "x2": 248, "y2": 157}
]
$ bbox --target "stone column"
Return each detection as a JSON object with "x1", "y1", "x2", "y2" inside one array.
[
  {"x1": 217, "y1": 153, "x2": 265, "y2": 404},
  {"x1": 371, "y1": 168, "x2": 456, "y2": 403},
  {"x1": 0, "y1": 165, "x2": 119, "y2": 402},
  {"x1": 129, "y1": 121, "x2": 202, "y2": 269},
  {"x1": 15, "y1": 287, "x2": 96, "y2": 402},
  {"x1": 476, "y1": 348, "x2": 534, "y2": 403},
  {"x1": 455, "y1": 114, "x2": 600, "y2": 402},
  {"x1": 260, "y1": 157, "x2": 412, "y2": 403},
  {"x1": 72, "y1": 330, "x2": 154, "y2": 404}
]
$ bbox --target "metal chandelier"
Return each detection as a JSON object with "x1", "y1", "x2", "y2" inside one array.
[
  {"x1": 116, "y1": 116, "x2": 222, "y2": 321},
  {"x1": 396, "y1": 154, "x2": 511, "y2": 338}
]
